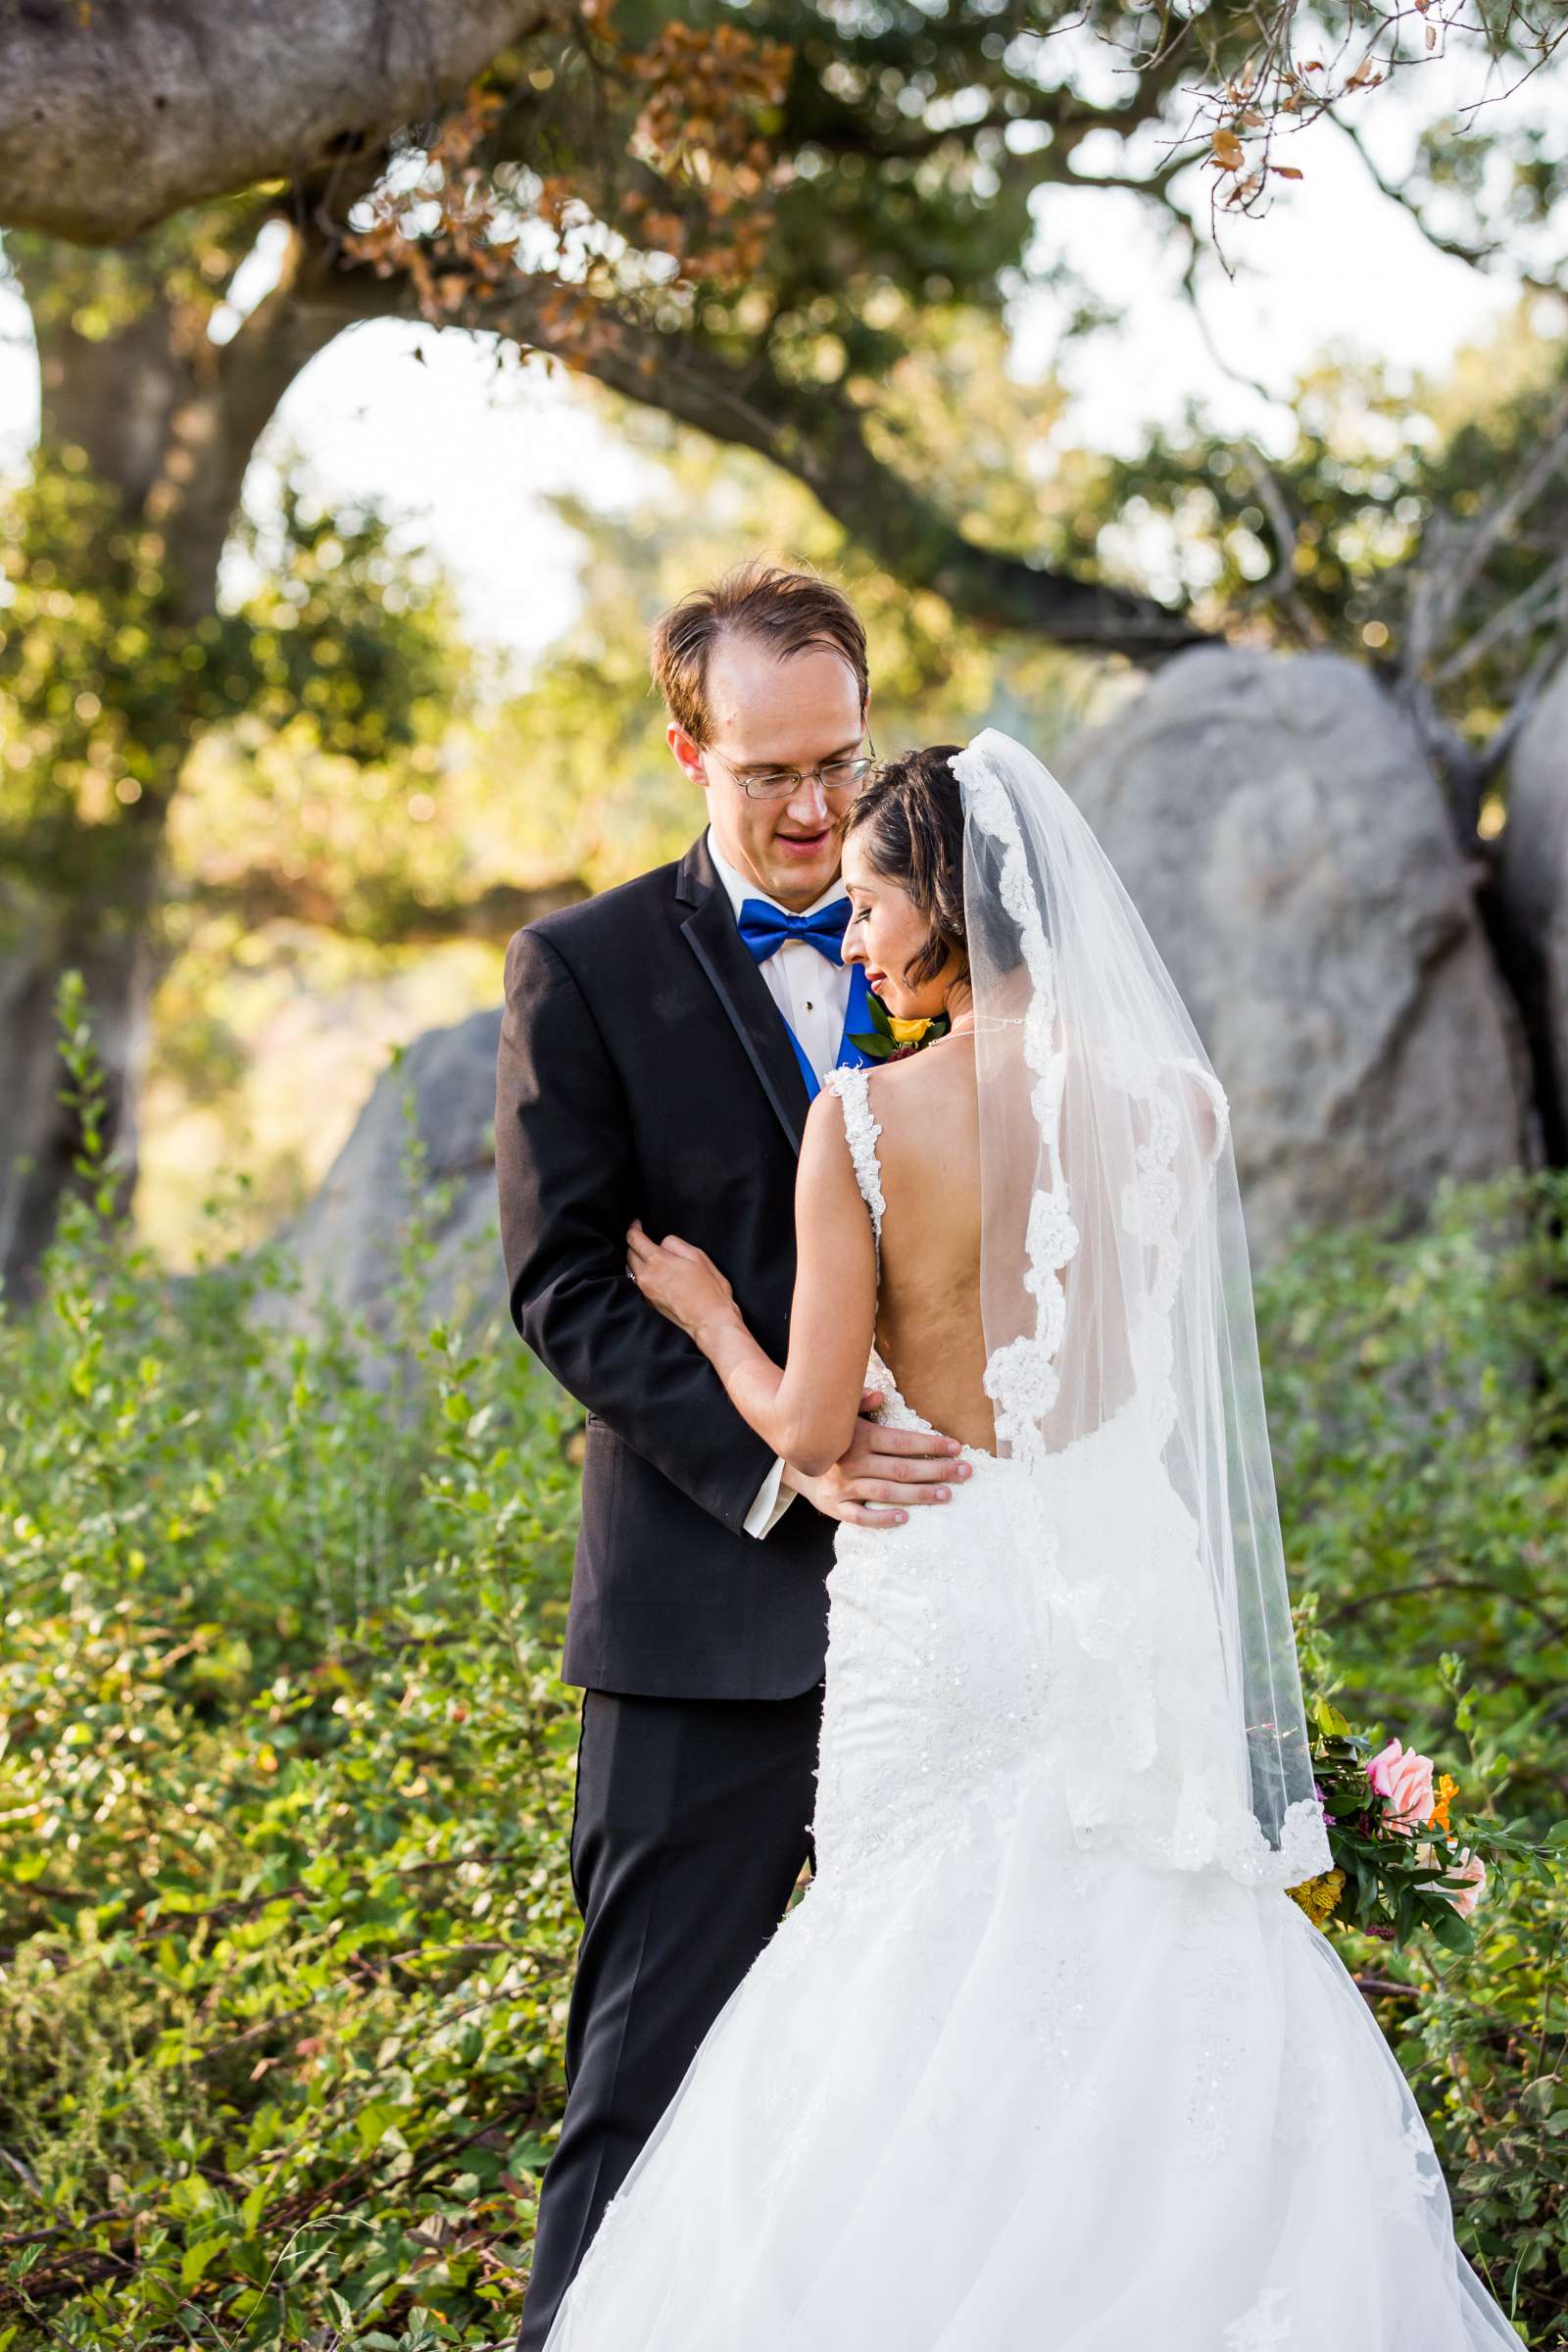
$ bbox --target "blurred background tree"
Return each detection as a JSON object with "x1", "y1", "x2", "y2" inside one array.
[
  {"x1": 1080, "y1": 303, "x2": 1568, "y2": 827},
  {"x1": 473, "y1": 318, "x2": 1110, "y2": 891},
  {"x1": 0, "y1": 0, "x2": 1563, "y2": 1287}
]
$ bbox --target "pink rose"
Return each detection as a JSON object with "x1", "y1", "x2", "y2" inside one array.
[
  {"x1": 1365, "y1": 1738, "x2": 1436, "y2": 1836},
  {"x1": 1447, "y1": 1847, "x2": 1489, "y2": 1921}
]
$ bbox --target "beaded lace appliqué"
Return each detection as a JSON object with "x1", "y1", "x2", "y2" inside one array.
[
  {"x1": 823, "y1": 1066, "x2": 885, "y2": 1262},
  {"x1": 953, "y1": 760, "x2": 1079, "y2": 1466},
  {"x1": 1224, "y1": 2284, "x2": 1293, "y2": 2348}
]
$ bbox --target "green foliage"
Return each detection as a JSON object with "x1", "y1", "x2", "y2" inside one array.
[
  {"x1": 0, "y1": 445, "x2": 462, "y2": 896},
  {"x1": 230, "y1": 478, "x2": 463, "y2": 765},
  {"x1": 5, "y1": 206, "x2": 270, "y2": 345},
  {"x1": 1, "y1": 1000, "x2": 1565, "y2": 2343},
  {"x1": 0, "y1": 987, "x2": 583, "y2": 2346},
  {"x1": 1264, "y1": 1174, "x2": 1568, "y2": 2338},
  {"x1": 1077, "y1": 306, "x2": 1568, "y2": 738},
  {"x1": 0, "y1": 451, "x2": 205, "y2": 889},
  {"x1": 535, "y1": 0, "x2": 1564, "y2": 427},
  {"x1": 471, "y1": 403, "x2": 1110, "y2": 893}
]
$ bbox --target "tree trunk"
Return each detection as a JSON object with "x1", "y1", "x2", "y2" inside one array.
[
  {"x1": 0, "y1": 866, "x2": 163, "y2": 1307},
  {"x1": 0, "y1": 228, "x2": 352, "y2": 1303}
]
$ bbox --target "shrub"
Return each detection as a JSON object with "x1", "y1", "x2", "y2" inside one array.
[
  {"x1": 1264, "y1": 1174, "x2": 1568, "y2": 2343},
  {"x1": 1, "y1": 999, "x2": 1563, "y2": 2344},
  {"x1": 0, "y1": 990, "x2": 583, "y2": 2347}
]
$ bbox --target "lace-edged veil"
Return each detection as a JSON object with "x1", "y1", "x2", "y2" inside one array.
[{"x1": 954, "y1": 729, "x2": 1332, "y2": 1891}]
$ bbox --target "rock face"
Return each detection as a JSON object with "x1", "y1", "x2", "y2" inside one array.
[
  {"x1": 270, "y1": 1004, "x2": 507, "y2": 1339},
  {"x1": 1058, "y1": 646, "x2": 1534, "y2": 1263},
  {"x1": 1498, "y1": 658, "x2": 1568, "y2": 1149}
]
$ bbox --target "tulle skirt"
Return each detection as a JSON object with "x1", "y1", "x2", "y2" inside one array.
[{"x1": 543, "y1": 1456, "x2": 1522, "y2": 2350}]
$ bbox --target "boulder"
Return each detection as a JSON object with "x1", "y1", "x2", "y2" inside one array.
[
  {"x1": 1058, "y1": 645, "x2": 1535, "y2": 1263},
  {"x1": 1497, "y1": 657, "x2": 1568, "y2": 1143},
  {"x1": 267, "y1": 1004, "x2": 507, "y2": 1340}
]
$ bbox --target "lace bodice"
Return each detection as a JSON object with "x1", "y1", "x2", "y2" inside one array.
[{"x1": 823, "y1": 1065, "x2": 885, "y2": 1258}]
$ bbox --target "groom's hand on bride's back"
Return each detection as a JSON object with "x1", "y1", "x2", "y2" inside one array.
[{"x1": 785, "y1": 1390, "x2": 970, "y2": 1531}]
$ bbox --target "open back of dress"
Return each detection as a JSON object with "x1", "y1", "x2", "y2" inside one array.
[{"x1": 823, "y1": 1058, "x2": 996, "y2": 1455}]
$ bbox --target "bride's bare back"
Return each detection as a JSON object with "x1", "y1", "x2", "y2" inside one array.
[{"x1": 860, "y1": 1034, "x2": 996, "y2": 1453}]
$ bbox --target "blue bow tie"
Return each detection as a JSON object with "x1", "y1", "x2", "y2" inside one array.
[{"x1": 737, "y1": 896, "x2": 852, "y2": 968}]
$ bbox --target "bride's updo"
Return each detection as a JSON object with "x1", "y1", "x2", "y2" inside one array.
[{"x1": 841, "y1": 746, "x2": 968, "y2": 988}]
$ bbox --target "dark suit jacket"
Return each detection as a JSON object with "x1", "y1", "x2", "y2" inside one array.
[{"x1": 494, "y1": 831, "x2": 838, "y2": 1699}]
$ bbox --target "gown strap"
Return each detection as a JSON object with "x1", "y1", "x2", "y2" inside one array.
[{"x1": 822, "y1": 1064, "x2": 885, "y2": 1260}]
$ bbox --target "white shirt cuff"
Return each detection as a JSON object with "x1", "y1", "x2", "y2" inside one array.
[{"x1": 744, "y1": 1453, "x2": 796, "y2": 1539}]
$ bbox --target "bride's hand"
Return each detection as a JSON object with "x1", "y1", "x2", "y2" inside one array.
[{"x1": 626, "y1": 1220, "x2": 738, "y2": 1346}]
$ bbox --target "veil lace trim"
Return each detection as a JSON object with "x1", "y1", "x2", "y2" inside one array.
[{"x1": 959, "y1": 762, "x2": 1080, "y2": 1464}]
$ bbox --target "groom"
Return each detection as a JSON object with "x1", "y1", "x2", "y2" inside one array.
[{"x1": 494, "y1": 562, "x2": 965, "y2": 2348}]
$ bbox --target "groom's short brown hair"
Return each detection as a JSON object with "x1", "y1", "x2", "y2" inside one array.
[{"x1": 651, "y1": 562, "x2": 868, "y2": 747}]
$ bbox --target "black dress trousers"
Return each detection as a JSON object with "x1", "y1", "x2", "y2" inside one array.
[{"x1": 516, "y1": 1682, "x2": 824, "y2": 2351}]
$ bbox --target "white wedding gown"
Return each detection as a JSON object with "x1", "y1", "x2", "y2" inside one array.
[{"x1": 543, "y1": 1072, "x2": 1521, "y2": 2352}]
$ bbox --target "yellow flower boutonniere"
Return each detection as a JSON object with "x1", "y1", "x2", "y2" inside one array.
[{"x1": 851, "y1": 998, "x2": 951, "y2": 1062}]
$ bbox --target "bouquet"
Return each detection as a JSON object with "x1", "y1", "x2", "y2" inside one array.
[{"x1": 1288, "y1": 1691, "x2": 1559, "y2": 1952}]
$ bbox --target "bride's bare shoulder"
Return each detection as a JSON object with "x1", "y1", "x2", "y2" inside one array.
[
  {"x1": 867, "y1": 1030, "x2": 977, "y2": 1091},
  {"x1": 864, "y1": 1033, "x2": 978, "y2": 1138}
]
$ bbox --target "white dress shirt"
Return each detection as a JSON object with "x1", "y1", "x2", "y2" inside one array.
[{"x1": 706, "y1": 828, "x2": 853, "y2": 1538}]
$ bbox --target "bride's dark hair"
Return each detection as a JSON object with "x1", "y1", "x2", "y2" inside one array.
[{"x1": 841, "y1": 746, "x2": 968, "y2": 989}]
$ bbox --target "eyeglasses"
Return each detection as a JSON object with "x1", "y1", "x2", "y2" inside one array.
[{"x1": 706, "y1": 742, "x2": 877, "y2": 801}]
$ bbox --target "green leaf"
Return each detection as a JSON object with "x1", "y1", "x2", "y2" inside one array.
[
  {"x1": 180, "y1": 2233, "x2": 230, "y2": 2289},
  {"x1": 355, "y1": 2097, "x2": 413, "y2": 2153},
  {"x1": 1424, "y1": 1900, "x2": 1475, "y2": 1955}
]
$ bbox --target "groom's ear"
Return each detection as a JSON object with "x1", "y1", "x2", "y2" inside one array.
[{"x1": 667, "y1": 720, "x2": 708, "y2": 788}]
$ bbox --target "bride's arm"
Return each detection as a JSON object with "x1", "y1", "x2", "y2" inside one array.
[{"x1": 625, "y1": 1089, "x2": 877, "y2": 1477}]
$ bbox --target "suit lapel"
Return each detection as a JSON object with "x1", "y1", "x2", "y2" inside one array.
[{"x1": 677, "y1": 834, "x2": 811, "y2": 1154}]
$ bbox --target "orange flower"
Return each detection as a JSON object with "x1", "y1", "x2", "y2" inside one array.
[{"x1": 1428, "y1": 1773, "x2": 1457, "y2": 1835}]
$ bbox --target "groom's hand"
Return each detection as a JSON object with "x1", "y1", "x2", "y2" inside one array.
[{"x1": 785, "y1": 1390, "x2": 970, "y2": 1531}]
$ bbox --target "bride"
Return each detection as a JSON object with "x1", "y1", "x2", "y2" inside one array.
[{"x1": 548, "y1": 729, "x2": 1520, "y2": 2350}]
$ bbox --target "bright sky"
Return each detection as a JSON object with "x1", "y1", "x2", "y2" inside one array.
[{"x1": 0, "y1": 54, "x2": 1548, "y2": 670}]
